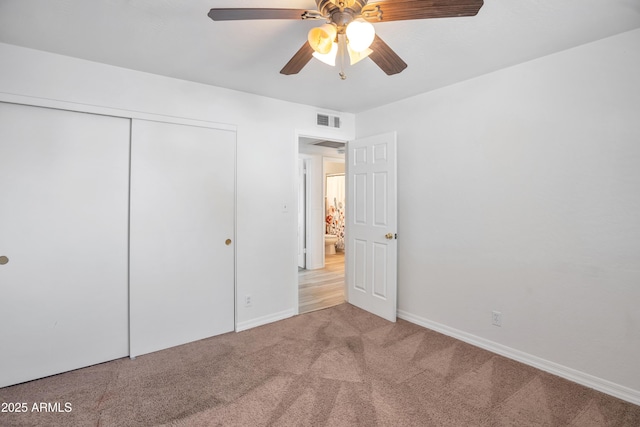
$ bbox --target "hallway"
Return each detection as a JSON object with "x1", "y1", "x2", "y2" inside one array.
[{"x1": 298, "y1": 252, "x2": 345, "y2": 314}]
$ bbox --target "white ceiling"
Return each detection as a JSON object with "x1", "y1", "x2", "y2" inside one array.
[{"x1": 1, "y1": 0, "x2": 639, "y2": 113}]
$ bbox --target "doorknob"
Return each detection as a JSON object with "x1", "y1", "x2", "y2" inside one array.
[
  {"x1": 0, "y1": 256, "x2": 8, "y2": 265},
  {"x1": 225, "y1": 239, "x2": 232, "y2": 246},
  {"x1": 385, "y1": 233, "x2": 393, "y2": 240}
]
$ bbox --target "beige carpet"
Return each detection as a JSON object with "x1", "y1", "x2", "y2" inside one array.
[{"x1": 1, "y1": 303, "x2": 638, "y2": 426}]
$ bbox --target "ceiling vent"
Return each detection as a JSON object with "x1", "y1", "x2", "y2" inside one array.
[
  {"x1": 317, "y1": 113, "x2": 341, "y2": 128},
  {"x1": 313, "y1": 140, "x2": 345, "y2": 149}
]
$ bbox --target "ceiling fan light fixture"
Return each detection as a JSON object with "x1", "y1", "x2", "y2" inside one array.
[
  {"x1": 345, "y1": 18, "x2": 375, "y2": 52},
  {"x1": 209, "y1": 0, "x2": 484, "y2": 77},
  {"x1": 312, "y1": 41, "x2": 339, "y2": 66},
  {"x1": 308, "y1": 24, "x2": 337, "y2": 55}
]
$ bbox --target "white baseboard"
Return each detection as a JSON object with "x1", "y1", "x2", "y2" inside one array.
[
  {"x1": 236, "y1": 308, "x2": 295, "y2": 332},
  {"x1": 397, "y1": 309, "x2": 640, "y2": 406}
]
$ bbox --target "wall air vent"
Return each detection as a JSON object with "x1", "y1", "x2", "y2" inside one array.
[{"x1": 316, "y1": 113, "x2": 341, "y2": 128}]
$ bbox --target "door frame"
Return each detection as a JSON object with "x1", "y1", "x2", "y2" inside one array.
[
  {"x1": 294, "y1": 132, "x2": 348, "y2": 315},
  {"x1": 297, "y1": 158, "x2": 307, "y2": 269},
  {"x1": 323, "y1": 158, "x2": 346, "y2": 260}
]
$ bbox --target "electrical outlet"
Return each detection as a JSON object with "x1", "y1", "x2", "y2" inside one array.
[
  {"x1": 244, "y1": 295, "x2": 252, "y2": 307},
  {"x1": 492, "y1": 310, "x2": 502, "y2": 327}
]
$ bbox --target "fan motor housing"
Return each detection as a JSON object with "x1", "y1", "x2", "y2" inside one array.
[
  {"x1": 316, "y1": 0, "x2": 367, "y2": 20},
  {"x1": 332, "y1": 11, "x2": 355, "y2": 28}
]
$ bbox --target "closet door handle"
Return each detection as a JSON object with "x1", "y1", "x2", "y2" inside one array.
[
  {"x1": 225, "y1": 239, "x2": 232, "y2": 246},
  {"x1": 0, "y1": 256, "x2": 8, "y2": 265}
]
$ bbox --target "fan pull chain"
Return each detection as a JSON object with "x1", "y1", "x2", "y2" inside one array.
[{"x1": 338, "y1": 34, "x2": 347, "y2": 80}]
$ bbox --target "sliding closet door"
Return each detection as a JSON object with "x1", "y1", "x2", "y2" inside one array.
[
  {"x1": 130, "y1": 119, "x2": 235, "y2": 357},
  {"x1": 0, "y1": 102, "x2": 130, "y2": 387}
]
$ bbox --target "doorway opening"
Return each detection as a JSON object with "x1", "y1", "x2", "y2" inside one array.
[{"x1": 297, "y1": 136, "x2": 346, "y2": 314}]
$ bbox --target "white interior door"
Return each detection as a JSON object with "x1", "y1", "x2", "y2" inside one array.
[
  {"x1": 346, "y1": 132, "x2": 397, "y2": 322},
  {"x1": 130, "y1": 119, "x2": 235, "y2": 357},
  {"x1": 0, "y1": 102, "x2": 130, "y2": 387}
]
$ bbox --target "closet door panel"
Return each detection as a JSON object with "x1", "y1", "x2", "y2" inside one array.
[
  {"x1": 0, "y1": 102, "x2": 130, "y2": 387},
  {"x1": 130, "y1": 119, "x2": 235, "y2": 357}
]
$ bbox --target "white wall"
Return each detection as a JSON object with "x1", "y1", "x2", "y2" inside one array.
[
  {"x1": 325, "y1": 161, "x2": 345, "y2": 176},
  {"x1": 356, "y1": 29, "x2": 640, "y2": 403},
  {"x1": 0, "y1": 42, "x2": 355, "y2": 330}
]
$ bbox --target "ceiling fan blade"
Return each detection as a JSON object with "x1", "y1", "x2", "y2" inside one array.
[
  {"x1": 280, "y1": 42, "x2": 315, "y2": 75},
  {"x1": 362, "y1": 0, "x2": 483, "y2": 22},
  {"x1": 369, "y1": 35, "x2": 407, "y2": 75},
  {"x1": 208, "y1": 8, "x2": 312, "y2": 21}
]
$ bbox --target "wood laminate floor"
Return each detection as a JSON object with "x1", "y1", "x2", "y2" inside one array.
[{"x1": 298, "y1": 252, "x2": 345, "y2": 314}]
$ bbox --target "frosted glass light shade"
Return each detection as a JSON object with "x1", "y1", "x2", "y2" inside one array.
[
  {"x1": 312, "y1": 41, "x2": 338, "y2": 66},
  {"x1": 348, "y1": 45, "x2": 372, "y2": 65},
  {"x1": 346, "y1": 19, "x2": 375, "y2": 52},
  {"x1": 308, "y1": 24, "x2": 337, "y2": 54}
]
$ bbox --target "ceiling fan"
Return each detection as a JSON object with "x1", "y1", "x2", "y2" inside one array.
[{"x1": 208, "y1": 0, "x2": 484, "y2": 79}]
